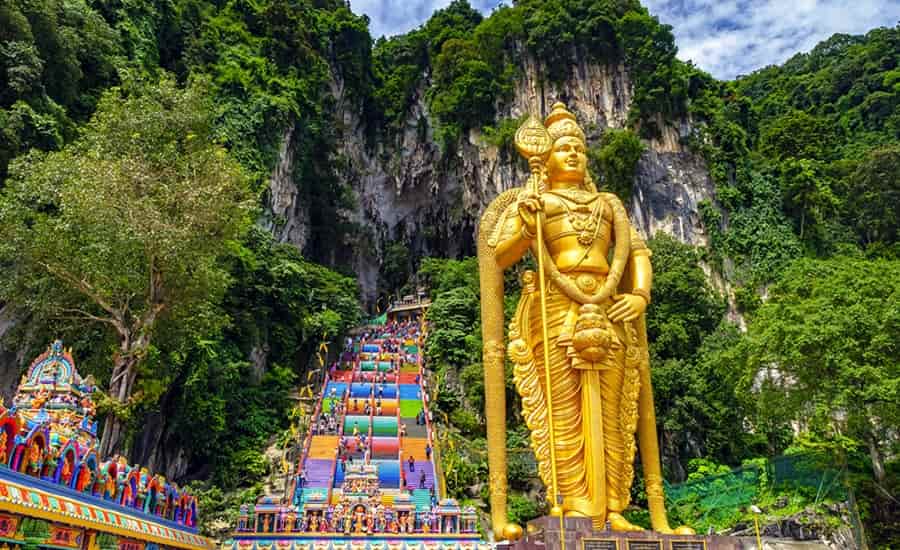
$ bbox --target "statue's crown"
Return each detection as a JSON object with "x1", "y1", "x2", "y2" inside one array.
[{"x1": 544, "y1": 102, "x2": 585, "y2": 144}]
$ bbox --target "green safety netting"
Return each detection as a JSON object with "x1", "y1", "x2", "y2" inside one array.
[{"x1": 664, "y1": 453, "x2": 849, "y2": 534}]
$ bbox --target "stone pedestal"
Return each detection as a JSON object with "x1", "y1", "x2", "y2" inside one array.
[{"x1": 507, "y1": 516, "x2": 742, "y2": 550}]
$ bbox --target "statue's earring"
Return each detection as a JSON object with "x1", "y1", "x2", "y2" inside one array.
[{"x1": 584, "y1": 170, "x2": 598, "y2": 193}]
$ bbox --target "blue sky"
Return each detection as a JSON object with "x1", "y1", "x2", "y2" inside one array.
[{"x1": 351, "y1": 0, "x2": 900, "y2": 80}]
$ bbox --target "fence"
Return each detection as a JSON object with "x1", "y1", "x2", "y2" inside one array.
[{"x1": 664, "y1": 452, "x2": 863, "y2": 546}]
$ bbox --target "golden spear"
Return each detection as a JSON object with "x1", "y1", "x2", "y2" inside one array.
[{"x1": 514, "y1": 103, "x2": 566, "y2": 540}]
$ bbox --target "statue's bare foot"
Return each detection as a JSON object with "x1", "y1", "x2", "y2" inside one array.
[
  {"x1": 608, "y1": 512, "x2": 644, "y2": 532},
  {"x1": 674, "y1": 525, "x2": 695, "y2": 535}
]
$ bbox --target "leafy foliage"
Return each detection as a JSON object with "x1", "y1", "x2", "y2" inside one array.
[
  {"x1": 371, "y1": 0, "x2": 691, "y2": 144},
  {"x1": 0, "y1": 0, "x2": 898, "y2": 543},
  {"x1": 0, "y1": 75, "x2": 254, "y2": 452},
  {"x1": 740, "y1": 256, "x2": 899, "y2": 478},
  {"x1": 0, "y1": 0, "x2": 368, "y2": 485},
  {"x1": 694, "y1": 25, "x2": 900, "y2": 264},
  {"x1": 588, "y1": 128, "x2": 645, "y2": 203},
  {"x1": 0, "y1": 0, "x2": 120, "y2": 180},
  {"x1": 140, "y1": 226, "x2": 361, "y2": 485}
]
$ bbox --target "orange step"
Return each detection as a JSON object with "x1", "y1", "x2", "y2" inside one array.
[
  {"x1": 400, "y1": 437, "x2": 430, "y2": 459},
  {"x1": 375, "y1": 398, "x2": 398, "y2": 415},
  {"x1": 308, "y1": 435, "x2": 339, "y2": 459}
]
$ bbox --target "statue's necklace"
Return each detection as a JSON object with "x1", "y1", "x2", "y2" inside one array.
[{"x1": 550, "y1": 189, "x2": 604, "y2": 247}]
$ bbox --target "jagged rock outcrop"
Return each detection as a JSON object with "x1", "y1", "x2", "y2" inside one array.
[{"x1": 267, "y1": 54, "x2": 715, "y2": 303}]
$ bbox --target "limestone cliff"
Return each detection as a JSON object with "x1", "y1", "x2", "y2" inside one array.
[{"x1": 267, "y1": 54, "x2": 716, "y2": 303}]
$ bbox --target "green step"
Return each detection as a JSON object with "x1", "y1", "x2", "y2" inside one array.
[
  {"x1": 412, "y1": 489, "x2": 431, "y2": 511},
  {"x1": 372, "y1": 416, "x2": 398, "y2": 436},
  {"x1": 400, "y1": 399, "x2": 423, "y2": 418},
  {"x1": 323, "y1": 397, "x2": 340, "y2": 412}
]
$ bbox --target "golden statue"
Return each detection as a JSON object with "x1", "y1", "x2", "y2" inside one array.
[{"x1": 478, "y1": 103, "x2": 692, "y2": 540}]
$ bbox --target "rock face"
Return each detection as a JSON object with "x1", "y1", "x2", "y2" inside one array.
[
  {"x1": 267, "y1": 53, "x2": 716, "y2": 303},
  {"x1": 0, "y1": 306, "x2": 25, "y2": 404}
]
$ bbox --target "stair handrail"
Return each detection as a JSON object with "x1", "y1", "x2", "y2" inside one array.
[
  {"x1": 290, "y1": 367, "x2": 331, "y2": 506},
  {"x1": 419, "y1": 347, "x2": 446, "y2": 500}
]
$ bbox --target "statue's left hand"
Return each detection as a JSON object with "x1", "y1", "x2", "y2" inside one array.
[{"x1": 608, "y1": 294, "x2": 647, "y2": 322}]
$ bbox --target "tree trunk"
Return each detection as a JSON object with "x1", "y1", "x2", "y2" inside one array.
[
  {"x1": 99, "y1": 346, "x2": 140, "y2": 457},
  {"x1": 867, "y1": 432, "x2": 886, "y2": 484},
  {"x1": 100, "y1": 414, "x2": 126, "y2": 458}
]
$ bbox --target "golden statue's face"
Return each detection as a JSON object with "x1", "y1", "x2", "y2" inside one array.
[{"x1": 546, "y1": 136, "x2": 587, "y2": 187}]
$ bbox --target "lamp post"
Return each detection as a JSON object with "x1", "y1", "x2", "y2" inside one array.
[{"x1": 750, "y1": 505, "x2": 763, "y2": 550}]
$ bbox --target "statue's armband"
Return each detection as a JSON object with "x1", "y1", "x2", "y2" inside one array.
[{"x1": 629, "y1": 227, "x2": 651, "y2": 258}]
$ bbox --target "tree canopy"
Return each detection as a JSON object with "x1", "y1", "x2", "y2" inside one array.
[{"x1": 0, "y1": 75, "x2": 254, "y2": 454}]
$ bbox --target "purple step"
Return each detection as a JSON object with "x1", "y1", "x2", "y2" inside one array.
[
  {"x1": 301, "y1": 458, "x2": 334, "y2": 488},
  {"x1": 400, "y1": 461, "x2": 436, "y2": 491}
]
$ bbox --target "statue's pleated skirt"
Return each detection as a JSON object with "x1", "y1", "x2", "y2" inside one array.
[{"x1": 527, "y1": 286, "x2": 628, "y2": 518}]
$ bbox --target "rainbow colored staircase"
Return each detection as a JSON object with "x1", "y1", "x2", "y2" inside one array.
[{"x1": 228, "y1": 321, "x2": 485, "y2": 550}]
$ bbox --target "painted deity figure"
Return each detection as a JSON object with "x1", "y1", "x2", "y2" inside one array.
[
  {"x1": 104, "y1": 471, "x2": 116, "y2": 499},
  {"x1": 60, "y1": 455, "x2": 73, "y2": 484},
  {"x1": 478, "y1": 103, "x2": 692, "y2": 539},
  {"x1": 77, "y1": 462, "x2": 92, "y2": 492},
  {"x1": 0, "y1": 431, "x2": 7, "y2": 465},
  {"x1": 26, "y1": 441, "x2": 41, "y2": 475}
]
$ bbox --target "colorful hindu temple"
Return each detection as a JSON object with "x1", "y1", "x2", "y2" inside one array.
[
  {"x1": 225, "y1": 321, "x2": 489, "y2": 550},
  {"x1": 0, "y1": 341, "x2": 213, "y2": 550}
]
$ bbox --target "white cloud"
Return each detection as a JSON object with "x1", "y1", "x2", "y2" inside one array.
[
  {"x1": 350, "y1": 0, "x2": 500, "y2": 38},
  {"x1": 351, "y1": 0, "x2": 900, "y2": 79},
  {"x1": 643, "y1": 0, "x2": 900, "y2": 79}
]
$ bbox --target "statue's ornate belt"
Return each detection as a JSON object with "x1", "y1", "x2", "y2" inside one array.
[{"x1": 554, "y1": 273, "x2": 623, "y2": 371}]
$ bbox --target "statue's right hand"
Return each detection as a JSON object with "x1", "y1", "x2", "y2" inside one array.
[{"x1": 517, "y1": 191, "x2": 542, "y2": 235}]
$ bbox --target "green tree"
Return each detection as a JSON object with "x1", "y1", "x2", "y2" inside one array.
[
  {"x1": 0, "y1": 75, "x2": 253, "y2": 455},
  {"x1": 381, "y1": 241, "x2": 412, "y2": 294},
  {"x1": 422, "y1": 0, "x2": 483, "y2": 59},
  {"x1": 429, "y1": 38, "x2": 501, "y2": 145},
  {"x1": 778, "y1": 157, "x2": 840, "y2": 240},
  {"x1": 742, "y1": 256, "x2": 900, "y2": 484},
  {"x1": 758, "y1": 110, "x2": 835, "y2": 162},
  {"x1": 643, "y1": 235, "x2": 746, "y2": 477},
  {"x1": 589, "y1": 127, "x2": 645, "y2": 203},
  {"x1": 844, "y1": 145, "x2": 900, "y2": 247},
  {"x1": 0, "y1": 0, "x2": 120, "y2": 180},
  {"x1": 646, "y1": 234, "x2": 726, "y2": 361}
]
